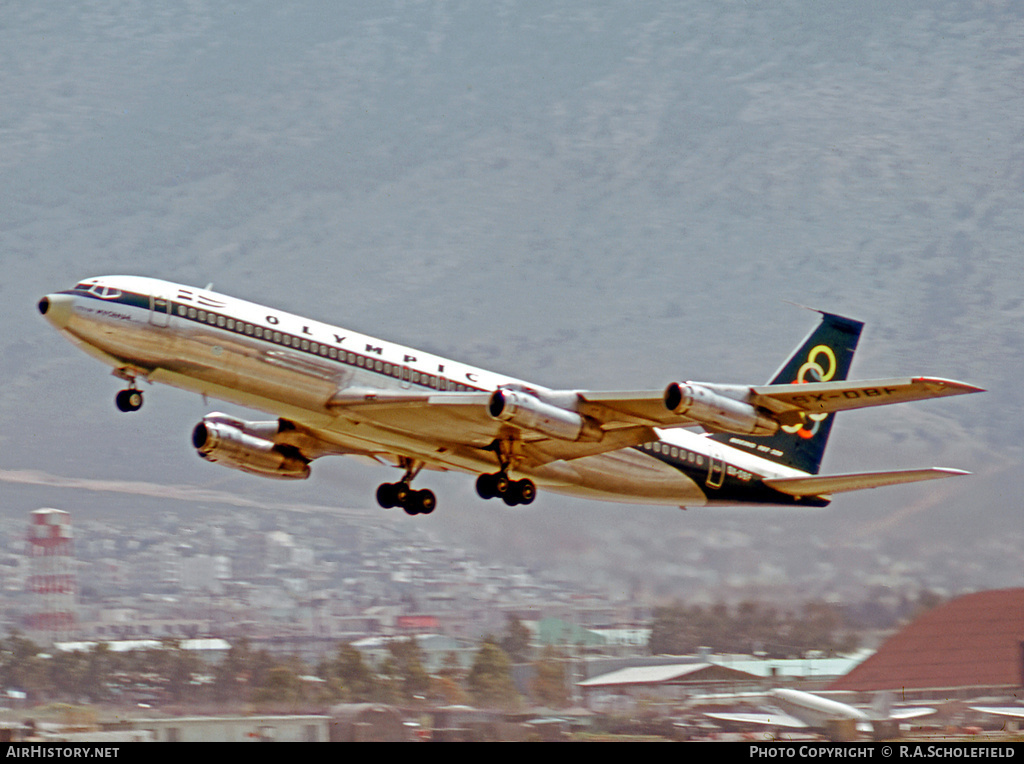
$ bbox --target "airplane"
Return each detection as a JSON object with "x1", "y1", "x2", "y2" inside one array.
[
  {"x1": 38, "y1": 275, "x2": 982, "y2": 515},
  {"x1": 700, "y1": 688, "x2": 935, "y2": 735},
  {"x1": 969, "y1": 704, "x2": 1024, "y2": 721}
]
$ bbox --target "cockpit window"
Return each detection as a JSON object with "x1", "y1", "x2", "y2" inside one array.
[{"x1": 87, "y1": 284, "x2": 123, "y2": 300}]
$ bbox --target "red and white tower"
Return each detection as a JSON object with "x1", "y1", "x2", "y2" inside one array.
[{"x1": 26, "y1": 508, "x2": 76, "y2": 640}]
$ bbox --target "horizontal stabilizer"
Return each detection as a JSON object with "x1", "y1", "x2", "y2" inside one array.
[{"x1": 764, "y1": 468, "x2": 970, "y2": 497}]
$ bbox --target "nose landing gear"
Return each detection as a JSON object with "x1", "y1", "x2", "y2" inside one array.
[
  {"x1": 113, "y1": 369, "x2": 144, "y2": 412},
  {"x1": 115, "y1": 387, "x2": 143, "y2": 412}
]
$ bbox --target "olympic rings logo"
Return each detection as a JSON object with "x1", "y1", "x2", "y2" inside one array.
[{"x1": 782, "y1": 344, "x2": 836, "y2": 440}]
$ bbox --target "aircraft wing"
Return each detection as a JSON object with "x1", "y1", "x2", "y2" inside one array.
[
  {"x1": 764, "y1": 468, "x2": 970, "y2": 497},
  {"x1": 889, "y1": 707, "x2": 937, "y2": 720},
  {"x1": 577, "y1": 377, "x2": 982, "y2": 433},
  {"x1": 324, "y1": 388, "x2": 659, "y2": 465},
  {"x1": 328, "y1": 390, "x2": 503, "y2": 444},
  {"x1": 703, "y1": 710, "x2": 809, "y2": 730},
  {"x1": 970, "y1": 706, "x2": 1024, "y2": 720},
  {"x1": 320, "y1": 377, "x2": 981, "y2": 468},
  {"x1": 748, "y1": 377, "x2": 983, "y2": 420}
]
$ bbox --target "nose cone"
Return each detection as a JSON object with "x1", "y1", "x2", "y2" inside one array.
[{"x1": 38, "y1": 293, "x2": 75, "y2": 329}]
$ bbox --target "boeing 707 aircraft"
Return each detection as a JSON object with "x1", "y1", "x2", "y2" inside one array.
[
  {"x1": 700, "y1": 688, "x2": 935, "y2": 735},
  {"x1": 39, "y1": 276, "x2": 981, "y2": 515}
]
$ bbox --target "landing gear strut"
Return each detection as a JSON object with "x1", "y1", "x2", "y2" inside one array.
[{"x1": 376, "y1": 458, "x2": 436, "y2": 516}]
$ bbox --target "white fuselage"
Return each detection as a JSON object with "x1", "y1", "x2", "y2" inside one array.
[{"x1": 41, "y1": 276, "x2": 811, "y2": 507}]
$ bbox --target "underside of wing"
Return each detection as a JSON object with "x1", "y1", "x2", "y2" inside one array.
[
  {"x1": 764, "y1": 468, "x2": 970, "y2": 497},
  {"x1": 328, "y1": 389, "x2": 500, "y2": 445},
  {"x1": 970, "y1": 706, "x2": 1024, "y2": 720},
  {"x1": 889, "y1": 707, "x2": 937, "y2": 720},
  {"x1": 324, "y1": 388, "x2": 660, "y2": 466},
  {"x1": 317, "y1": 376, "x2": 984, "y2": 471},
  {"x1": 576, "y1": 390, "x2": 699, "y2": 427},
  {"x1": 749, "y1": 377, "x2": 984, "y2": 420}
]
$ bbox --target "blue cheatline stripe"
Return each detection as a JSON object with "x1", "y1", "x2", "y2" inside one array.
[{"x1": 67, "y1": 288, "x2": 486, "y2": 394}]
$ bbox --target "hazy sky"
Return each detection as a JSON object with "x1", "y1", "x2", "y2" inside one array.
[{"x1": 3, "y1": 2, "x2": 1020, "y2": 595}]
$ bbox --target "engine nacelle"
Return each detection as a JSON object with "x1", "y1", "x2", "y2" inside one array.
[
  {"x1": 664, "y1": 382, "x2": 779, "y2": 436},
  {"x1": 191, "y1": 414, "x2": 311, "y2": 480},
  {"x1": 488, "y1": 389, "x2": 602, "y2": 442}
]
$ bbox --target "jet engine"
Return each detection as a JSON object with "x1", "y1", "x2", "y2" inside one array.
[
  {"x1": 191, "y1": 413, "x2": 311, "y2": 480},
  {"x1": 488, "y1": 389, "x2": 602, "y2": 442},
  {"x1": 663, "y1": 382, "x2": 779, "y2": 436}
]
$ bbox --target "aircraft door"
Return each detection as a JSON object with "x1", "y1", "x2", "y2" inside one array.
[
  {"x1": 149, "y1": 294, "x2": 172, "y2": 327},
  {"x1": 706, "y1": 450, "x2": 726, "y2": 489}
]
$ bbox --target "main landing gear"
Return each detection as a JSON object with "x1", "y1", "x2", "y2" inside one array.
[
  {"x1": 475, "y1": 439, "x2": 536, "y2": 507},
  {"x1": 476, "y1": 472, "x2": 536, "y2": 506},
  {"x1": 377, "y1": 482, "x2": 437, "y2": 516},
  {"x1": 376, "y1": 458, "x2": 436, "y2": 516}
]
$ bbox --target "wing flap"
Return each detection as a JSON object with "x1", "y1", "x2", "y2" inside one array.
[{"x1": 764, "y1": 468, "x2": 970, "y2": 497}]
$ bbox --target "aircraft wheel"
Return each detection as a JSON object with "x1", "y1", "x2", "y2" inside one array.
[
  {"x1": 501, "y1": 479, "x2": 537, "y2": 507},
  {"x1": 376, "y1": 482, "x2": 399, "y2": 509},
  {"x1": 115, "y1": 389, "x2": 143, "y2": 412},
  {"x1": 402, "y1": 489, "x2": 436, "y2": 516},
  {"x1": 516, "y1": 479, "x2": 536, "y2": 505},
  {"x1": 476, "y1": 473, "x2": 498, "y2": 500},
  {"x1": 415, "y1": 489, "x2": 436, "y2": 515},
  {"x1": 393, "y1": 481, "x2": 412, "y2": 507},
  {"x1": 494, "y1": 473, "x2": 510, "y2": 496}
]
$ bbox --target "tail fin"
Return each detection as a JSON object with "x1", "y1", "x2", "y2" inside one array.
[{"x1": 711, "y1": 311, "x2": 864, "y2": 474}]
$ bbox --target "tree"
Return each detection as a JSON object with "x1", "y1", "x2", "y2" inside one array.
[
  {"x1": 213, "y1": 637, "x2": 253, "y2": 703},
  {"x1": 467, "y1": 637, "x2": 519, "y2": 710},
  {"x1": 0, "y1": 632, "x2": 48, "y2": 703},
  {"x1": 386, "y1": 637, "x2": 430, "y2": 703},
  {"x1": 322, "y1": 642, "x2": 375, "y2": 702},
  {"x1": 500, "y1": 615, "x2": 531, "y2": 663},
  {"x1": 253, "y1": 664, "x2": 304, "y2": 704},
  {"x1": 431, "y1": 651, "x2": 468, "y2": 705},
  {"x1": 531, "y1": 646, "x2": 570, "y2": 708},
  {"x1": 160, "y1": 639, "x2": 203, "y2": 703},
  {"x1": 648, "y1": 601, "x2": 698, "y2": 655}
]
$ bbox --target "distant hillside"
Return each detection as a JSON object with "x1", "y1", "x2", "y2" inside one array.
[{"x1": 2, "y1": 2, "x2": 1019, "y2": 592}]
